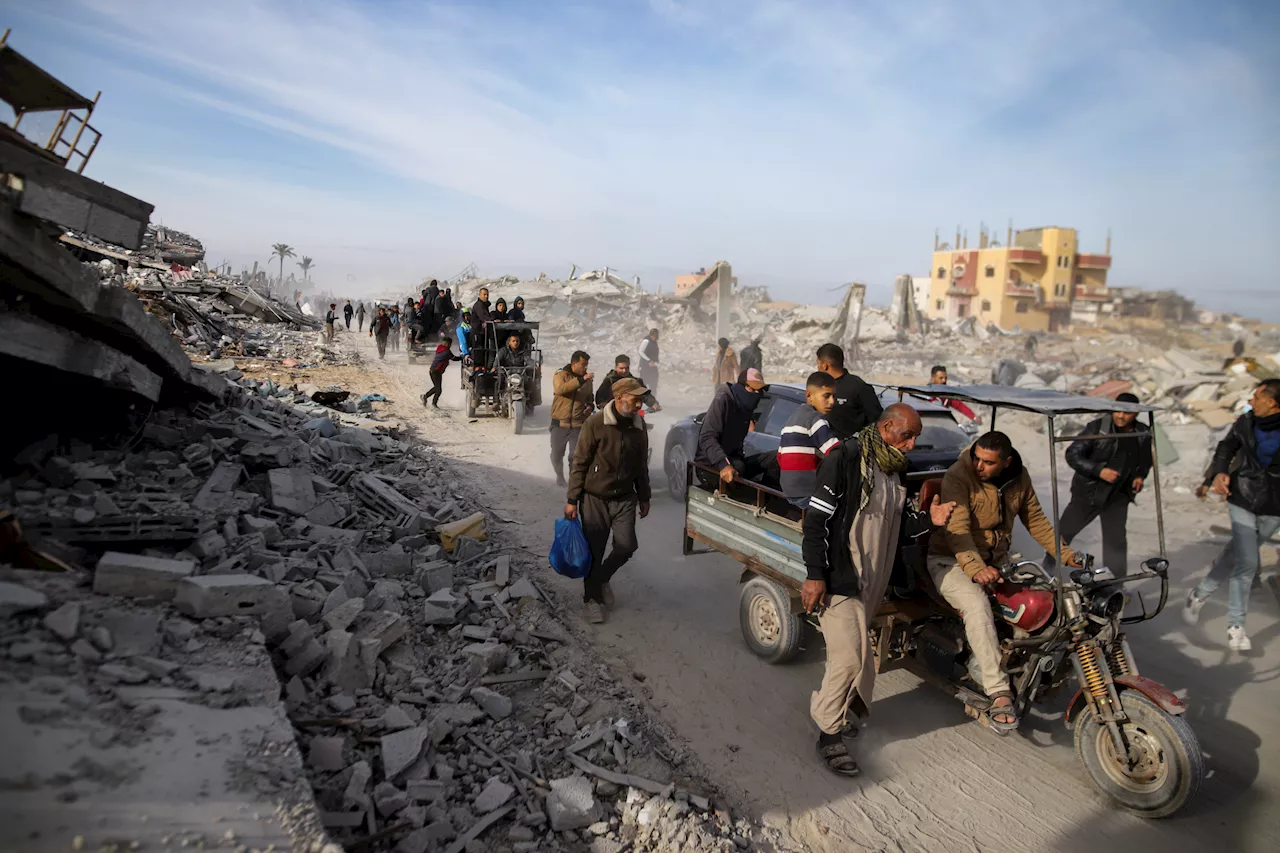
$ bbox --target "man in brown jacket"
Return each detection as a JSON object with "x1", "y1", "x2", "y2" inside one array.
[
  {"x1": 927, "y1": 431, "x2": 1077, "y2": 733},
  {"x1": 551, "y1": 350, "x2": 595, "y2": 486},
  {"x1": 565, "y1": 377, "x2": 652, "y2": 624}
]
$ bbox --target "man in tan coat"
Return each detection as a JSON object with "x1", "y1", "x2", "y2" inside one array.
[
  {"x1": 551, "y1": 350, "x2": 595, "y2": 486},
  {"x1": 928, "y1": 431, "x2": 1078, "y2": 733}
]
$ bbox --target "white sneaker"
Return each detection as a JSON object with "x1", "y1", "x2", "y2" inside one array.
[
  {"x1": 1227, "y1": 625, "x2": 1251, "y2": 651},
  {"x1": 1182, "y1": 589, "x2": 1207, "y2": 625},
  {"x1": 584, "y1": 601, "x2": 605, "y2": 625}
]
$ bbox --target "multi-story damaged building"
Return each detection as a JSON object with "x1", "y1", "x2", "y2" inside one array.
[{"x1": 925, "y1": 224, "x2": 1112, "y2": 332}]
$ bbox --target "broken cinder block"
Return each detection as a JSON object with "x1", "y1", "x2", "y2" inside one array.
[
  {"x1": 93, "y1": 552, "x2": 195, "y2": 600},
  {"x1": 174, "y1": 574, "x2": 287, "y2": 619}
]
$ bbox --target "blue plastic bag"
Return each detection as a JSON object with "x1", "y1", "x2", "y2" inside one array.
[{"x1": 549, "y1": 517, "x2": 592, "y2": 579}]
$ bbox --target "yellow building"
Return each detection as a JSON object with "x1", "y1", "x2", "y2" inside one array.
[{"x1": 925, "y1": 225, "x2": 1111, "y2": 332}]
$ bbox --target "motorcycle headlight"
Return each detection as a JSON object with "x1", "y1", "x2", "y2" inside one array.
[
  {"x1": 1089, "y1": 590, "x2": 1127, "y2": 620},
  {"x1": 508, "y1": 374, "x2": 522, "y2": 387}
]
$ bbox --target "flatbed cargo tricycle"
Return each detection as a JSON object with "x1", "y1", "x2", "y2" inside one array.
[{"x1": 681, "y1": 384, "x2": 1203, "y2": 818}]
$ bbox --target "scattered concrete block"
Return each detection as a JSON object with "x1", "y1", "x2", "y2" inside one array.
[
  {"x1": 416, "y1": 561, "x2": 453, "y2": 594},
  {"x1": 268, "y1": 467, "x2": 318, "y2": 515},
  {"x1": 305, "y1": 498, "x2": 346, "y2": 526},
  {"x1": 322, "y1": 597, "x2": 366, "y2": 632},
  {"x1": 97, "y1": 663, "x2": 152, "y2": 685},
  {"x1": 344, "y1": 760, "x2": 372, "y2": 810},
  {"x1": 322, "y1": 630, "x2": 373, "y2": 691},
  {"x1": 381, "y1": 705, "x2": 415, "y2": 732},
  {"x1": 242, "y1": 514, "x2": 282, "y2": 544},
  {"x1": 99, "y1": 611, "x2": 160, "y2": 656},
  {"x1": 474, "y1": 777, "x2": 514, "y2": 813},
  {"x1": 461, "y1": 642, "x2": 508, "y2": 674},
  {"x1": 352, "y1": 610, "x2": 407, "y2": 652},
  {"x1": 308, "y1": 736, "x2": 347, "y2": 772},
  {"x1": 0, "y1": 582, "x2": 48, "y2": 619},
  {"x1": 322, "y1": 584, "x2": 351, "y2": 616},
  {"x1": 452, "y1": 536, "x2": 487, "y2": 563},
  {"x1": 461, "y1": 625, "x2": 494, "y2": 641},
  {"x1": 374, "y1": 781, "x2": 411, "y2": 816},
  {"x1": 493, "y1": 556, "x2": 511, "y2": 586},
  {"x1": 506, "y1": 578, "x2": 540, "y2": 600},
  {"x1": 469, "y1": 687, "x2": 513, "y2": 721},
  {"x1": 93, "y1": 552, "x2": 195, "y2": 600},
  {"x1": 134, "y1": 656, "x2": 180, "y2": 678},
  {"x1": 548, "y1": 775, "x2": 602, "y2": 831},
  {"x1": 382, "y1": 726, "x2": 429, "y2": 780},
  {"x1": 174, "y1": 574, "x2": 283, "y2": 618},
  {"x1": 423, "y1": 589, "x2": 462, "y2": 626},
  {"x1": 285, "y1": 637, "x2": 327, "y2": 677},
  {"x1": 43, "y1": 601, "x2": 81, "y2": 640}
]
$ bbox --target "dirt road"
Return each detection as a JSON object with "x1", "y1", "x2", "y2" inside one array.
[{"x1": 317, "y1": 331, "x2": 1279, "y2": 853}]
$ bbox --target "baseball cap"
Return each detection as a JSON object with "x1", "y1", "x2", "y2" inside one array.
[
  {"x1": 744, "y1": 368, "x2": 767, "y2": 390},
  {"x1": 611, "y1": 377, "x2": 650, "y2": 398}
]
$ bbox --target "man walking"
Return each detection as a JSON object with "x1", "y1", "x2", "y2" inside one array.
[
  {"x1": 595, "y1": 355, "x2": 661, "y2": 411},
  {"x1": 369, "y1": 307, "x2": 391, "y2": 359},
  {"x1": 816, "y1": 344, "x2": 883, "y2": 439},
  {"x1": 638, "y1": 328, "x2": 660, "y2": 395},
  {"x1": 802, "y1": 404, "x2": 954, "y2": 775},
  {"x1": 1057, "y1": 392, "x2": 1152, "y2": 577},
  {"x1": 343, "y1": 299, "x2": 354, "y2": 330},
  {"x1": 740, "y1": 337, "x2": 764, "y2": 376},
  {"x1": 565, "y1": 377, "x2": 652, "y2": 624},
  {"x1": 356, "y1": 302, "x2": 367, "y2": 332},
  {"x1": 927, "y1": 365, "x2": 977, "y2": 420},
  {"x1": 325, "y1": 303, "x2": 338, "y2": 341},
  {"x1": 421, "y1": 335, "x2": 460, "y2": 408},
  {"x1": 1185, "y1": 379, "x2": 1280, "y2": 650},
  {"x1": 551, "y1": 351, "x2": 595, "y2": 487}
]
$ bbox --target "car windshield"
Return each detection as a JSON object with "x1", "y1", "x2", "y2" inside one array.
[
  {"x1": 913, "y1": 413, "x2": 969, "y2": 452},
  {"x1": 758, "y1": 397, "x2": 801, "y2": 436}
]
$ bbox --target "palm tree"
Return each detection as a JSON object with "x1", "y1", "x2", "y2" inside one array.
[
  {"x1": 269, "y1": 243, "x2": 296, "y2": 297},
  {"x1": 297, "y1": 256, "x2": 314, "y2": 288}
]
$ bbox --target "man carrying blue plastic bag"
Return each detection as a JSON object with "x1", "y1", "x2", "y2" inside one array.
[{"x1": 564, "y1": 377, "x2": 652, "y2": 624}]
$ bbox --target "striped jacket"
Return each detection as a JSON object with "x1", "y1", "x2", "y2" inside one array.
[{"x1": 778, "y1": 404, "x2": 839, "y2": 500}]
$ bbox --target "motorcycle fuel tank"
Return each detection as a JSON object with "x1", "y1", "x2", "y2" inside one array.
[{"x1": 993, "y1": 583, "x2": 1055, "y2": 632}]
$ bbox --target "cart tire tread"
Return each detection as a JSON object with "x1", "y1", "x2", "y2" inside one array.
[{"x1": 739, "y1": 576, "x2": 804, "y2": 664}]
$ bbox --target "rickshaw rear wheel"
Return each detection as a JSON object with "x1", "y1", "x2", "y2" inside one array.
[{"x1": 739, "y1": 576, "x2": 804, "y2": 664}]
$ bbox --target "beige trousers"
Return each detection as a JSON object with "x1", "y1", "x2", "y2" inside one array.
[
  {"x1": 926, "y1": 556, "x2": 1010, "y2": 696},
  {"x1": 810, "y1": 594, "x2": 872, "y2": 735}
]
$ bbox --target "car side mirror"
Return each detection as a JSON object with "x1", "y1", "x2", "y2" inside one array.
[{"x1": 1143, "y1": 557, "x2": 1169, "y2": 577}]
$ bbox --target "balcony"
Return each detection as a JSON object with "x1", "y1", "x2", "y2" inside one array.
[
  {"x1": 946, "y1": 285, "x2": 977, "y2": 297},
  {"x1": 1074, "y1": 284, "x2": 1109, "y2": 301},
  {"x1": 1005, "y1": 280, "x2": 1039, "y2": 298},
  {"x1": 1076, "y1": 253, "x2": 1111, "y2": 269},
  {"x1": 1008, "y1": 247, "x2": 1042, "y2": 264}
]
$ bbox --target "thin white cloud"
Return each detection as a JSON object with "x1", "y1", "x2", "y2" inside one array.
[{"x1": 38, "y1": 0, "x2": 1280, "y2": 315}]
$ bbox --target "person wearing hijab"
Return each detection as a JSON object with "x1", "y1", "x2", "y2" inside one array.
[
  {"x1": 713, "y1": 338, "x2": 739, "y2": 385},
  {"x1": 509, "y1": 296, "x2": 527, "y2": 322},
  {"x1": 492, "y1": 298, "x2": 509, "y2": 322}
]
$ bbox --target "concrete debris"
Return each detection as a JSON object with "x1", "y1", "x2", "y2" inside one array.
[
  {"x1": 547, "y1": 775, "x2": 602, "y2": 831},
  {"x1": 92, "y1": 552, "x2": 196, "y2": 600},
  {"x1": 0, "y1": 581, "x2": 49, "y2": 618}
]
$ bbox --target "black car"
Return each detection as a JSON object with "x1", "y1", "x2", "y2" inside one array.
[{"x1": 663, "y1": 385, "x2": 976, "y2": 499}]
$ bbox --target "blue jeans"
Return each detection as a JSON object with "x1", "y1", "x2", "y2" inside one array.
[
  {"x1": 787, "y1": 496, "x2": 810, "y2": 509},
  {"x1": 1195, "y1": 503, "x2": 1280, "y2": 627}
]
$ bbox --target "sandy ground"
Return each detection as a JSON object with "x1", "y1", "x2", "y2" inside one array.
[{"x1": 281, "y1": 328, "x2": 1280, "y2": 853}]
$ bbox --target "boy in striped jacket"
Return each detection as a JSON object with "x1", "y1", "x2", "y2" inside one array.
[{"x1": 779, "y1": 372, "x2": 840, "y2": 508}]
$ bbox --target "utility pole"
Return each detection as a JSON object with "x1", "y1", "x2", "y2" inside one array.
[{"x1": 714, "y1": 261, "x2": 733, "y2": 343}]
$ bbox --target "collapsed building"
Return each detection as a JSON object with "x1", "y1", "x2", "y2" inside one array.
[{"x1": 0, "y1": 40, "x2": 786, "y2": 853}]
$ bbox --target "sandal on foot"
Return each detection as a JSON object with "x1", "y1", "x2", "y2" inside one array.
[
  {"x1": 817, "y1": 737, "x2": 860, "y2": 777},
  {"x1": 986, "y1": 693, "x2": 1018, "y2": 735}
]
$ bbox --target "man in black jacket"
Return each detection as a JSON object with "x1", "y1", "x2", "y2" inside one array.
[
  {"x1": 816, "y1": 343, "x2": 883, "y2": 439},
  {"x1": 1056, "y1": 393, "x2": 1152, "y2": 577},
  {"x1": 695, "y1": 369, "x2": 777, "y2": 488},
  {"x1": 595, "y1": 355, "x2": 661, "y2": 411},
  {"x1": 801, "y1": 403, "x2": 953, "y2": 776},
  {"x1": 740, "y1": 337, "x2": 763, "y2": 375},
  {"x1": 1185, "y1": 379, "x2": 1280, "y2": 651}
]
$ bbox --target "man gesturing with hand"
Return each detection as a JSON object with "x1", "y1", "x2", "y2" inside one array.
[{"x1": 801, "y1": 404, "x2": 954, "y2": 777}]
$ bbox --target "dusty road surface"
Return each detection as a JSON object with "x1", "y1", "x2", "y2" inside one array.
[{"x1": 308, "y1": 330, "x2": 1279, "y2": 853}]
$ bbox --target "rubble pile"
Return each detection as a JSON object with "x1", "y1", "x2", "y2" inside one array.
[
  {"x1": 142, "y1": 223, "x2": 205, "y2": 266},
  {"x1": 2, "y1": 377, "x2": 780, "y2": 853},
  {"x1": 75, "y1": 252, "x2": 361, "y2": 369}
]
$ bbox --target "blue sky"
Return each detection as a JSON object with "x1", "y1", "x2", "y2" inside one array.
[{"x1": 6, "y1": 0, "x2": 1278, "y2": 316}]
